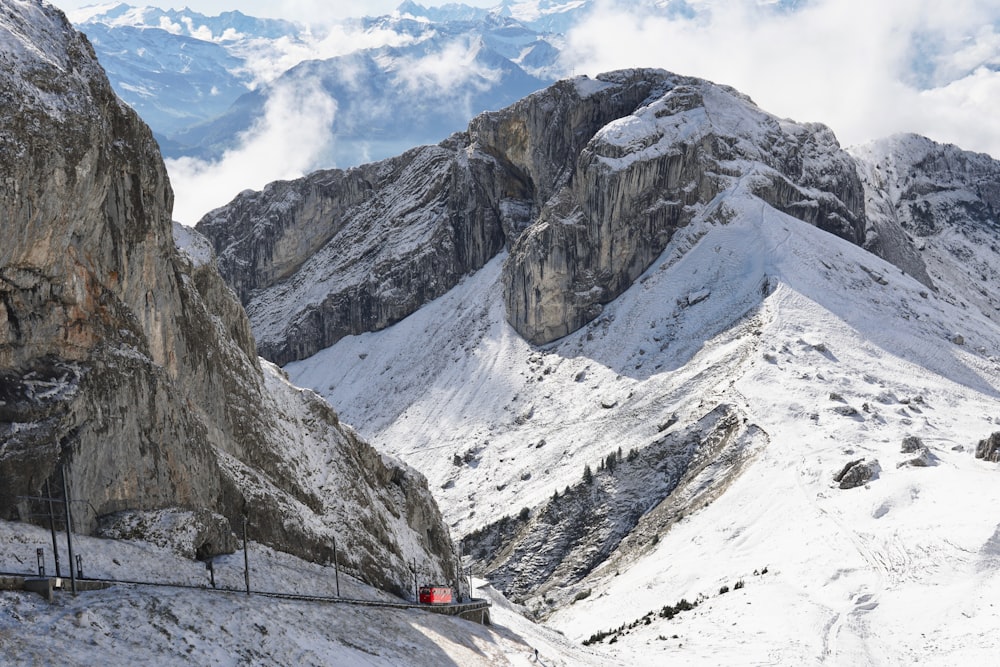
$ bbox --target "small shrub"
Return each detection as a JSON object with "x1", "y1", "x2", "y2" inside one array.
[
  {"x1": 719, "y1": 585, "x2": 730, "y2": 595},
  {"x1": 733, "y1": 580, "x2": 745, "y2": 590}
]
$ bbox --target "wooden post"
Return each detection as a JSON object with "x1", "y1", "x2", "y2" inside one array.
[{"x1": 61, "y1": 464, "x2": 77, "y2": 596}]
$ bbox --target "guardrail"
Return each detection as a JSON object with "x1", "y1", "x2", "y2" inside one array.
[{"x1": 0, "y1": 569, "x2": 491, "y2": 624}]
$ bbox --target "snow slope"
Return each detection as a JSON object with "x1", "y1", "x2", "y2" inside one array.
[
  {"x1": 286, "y1": 171, "x2": 1000, "y2": 663},
  {"x1": 0, "y1": 520, "x2": 606, "y2": 666}
]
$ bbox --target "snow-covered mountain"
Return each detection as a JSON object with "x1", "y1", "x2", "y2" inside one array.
[
  {"x1": 399, "y1": 0, "x2": 594, "y2": 33},
  {"x1": 6, "y1": 2, "x2": 1000, "y2": 665},
  {"x1": 66, "y1": 4, "x2": 304, "y2": 137},
  {"x1": 198, "y1": 67, "x2": 1000, "y2": 663}
]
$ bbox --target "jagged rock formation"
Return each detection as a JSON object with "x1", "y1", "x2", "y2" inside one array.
[
  {"x1": 854, "y1": 134, "x2": 1000, "y2": 317},
  {"x1": 200, "y1": 68, "x2": 872, "y2": 359},
  {"x1": 976, "y1": 432, "x2": 1000, "y2": 463},
  {"x1": 197, "y1": 143, "x2": 509, "y2": 364},
  {"x1": 0, "y1": 2, "x2": 454, "y2": 597},
  {"x1": 834, "y1": 458, "x2": 881, "y2": 489}
]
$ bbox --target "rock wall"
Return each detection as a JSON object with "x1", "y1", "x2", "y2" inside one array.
[
  {"x1": 198, "y1": 143, "x2": 509, "y2": 364},
  {"x1": 0, "y1": 2, "x2": 454, "y2": 597}
]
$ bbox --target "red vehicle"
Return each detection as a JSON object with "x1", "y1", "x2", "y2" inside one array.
[{"x1": 419, "y1": 585, "x2": 453, "y2": 605}]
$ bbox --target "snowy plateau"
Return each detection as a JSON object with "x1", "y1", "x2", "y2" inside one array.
[{"x1": 3, "y1": 3, "x2": 1000, "y2": 667}]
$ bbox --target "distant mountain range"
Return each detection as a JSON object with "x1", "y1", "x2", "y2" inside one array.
[{"x1": 69, "y1": 2, "x2": 581, "y2": 168}]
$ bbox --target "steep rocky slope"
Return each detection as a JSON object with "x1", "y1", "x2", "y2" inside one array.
[
  {"x1": 854, "y1": 133, "x2": 1000, "y2": 317},
  {"x1": 0, "y1": 0, "x2": 454, "y2": 597},
  {"x1": 199, "y1": 68, "x2": 873, "y2": 361}
]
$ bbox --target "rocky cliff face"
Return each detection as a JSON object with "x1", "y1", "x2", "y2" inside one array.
[
  {"x1": 499, "y1": 72, "x2": 867, "y2": 343},
  {"x1": 0, "y1": 1, "x2": 454, "y2": 597},
  {"x1": 197, "y1": 143, "x2": 509, "y2": 364},
  {"x1": 200, "y1": 68, "x2": 875, "y2": 356},
  {"x1": 853, "y1": 133, "x2": 1000, "y2": 318}
]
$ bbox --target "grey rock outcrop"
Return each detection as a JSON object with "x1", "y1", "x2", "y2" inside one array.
[
  {"x1": 0, "y1": 3, "x2": 454, "y2": 597},
  {"x1": 96, "y1": 509, "x2": 240, "y2": 561},
  {"x1": 898, "y1": 436, "x2": 937, "y2": 468},
  {"x1": 834, "y1": 458, "x2": 881, "y2": 489},
  {"x1": 976, "y1": 432, "x2": 1000, "y2": 463}
]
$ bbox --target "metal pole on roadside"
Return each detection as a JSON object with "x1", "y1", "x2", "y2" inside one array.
[
  {"x1": 243, "y1": 516, "x2": 250, "y2": 596},
  {"x1": 46, "y1": 479, "x2": 61, "y2": 578},
  {"x1": 62, "y1": 464, "x2": 77, "y2": 596},
  {"x1": 332, "y1": 535, "x2": 340, "y2": 597}
]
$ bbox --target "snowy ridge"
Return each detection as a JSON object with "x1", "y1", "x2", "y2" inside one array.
[{"x1": 286, "y1": 156, "x2": 1000, "y2": 662}]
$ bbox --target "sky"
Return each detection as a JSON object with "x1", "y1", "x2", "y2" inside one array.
[
  {"x1": 46, "y1": 0, "x2": 1000, "y2": 223},
  {"x1": 562, "y1": 0, "x2": 1000, "y2": 161}
]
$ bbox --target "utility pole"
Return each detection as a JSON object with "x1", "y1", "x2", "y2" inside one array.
[
  {"x1": 61, "y1": 464, "x2": 77, "y2": 596},
  {"x1": 45, "y1": 479, "x2": 61, "y2": 578}
]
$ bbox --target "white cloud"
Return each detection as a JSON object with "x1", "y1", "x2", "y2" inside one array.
[
  {"x1": 393, "y1": 37, "x2": 500, "y2": 94},
  {"x1": 561, "y1": 0, "x2": 1000, "y2": 157},
  {"x1": 157, "y1": 16, "x2": 182, "y2": 34},
  {"x1": 166, "y1": 79, "x2": 337, "y2": 225},
  {"x1": 234, "y1": 23, "x2": 419, "y2": 87}
]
